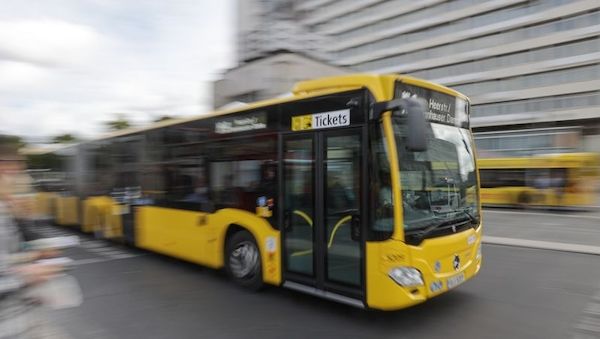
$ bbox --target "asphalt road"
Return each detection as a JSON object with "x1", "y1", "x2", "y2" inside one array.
[{"x1": 34, "y1": 210, "x2": 600, "y2": 339}]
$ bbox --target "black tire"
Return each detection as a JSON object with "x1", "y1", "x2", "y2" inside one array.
[{"x1": 225, "y1": 230, "x2": 263, "y2": 291}]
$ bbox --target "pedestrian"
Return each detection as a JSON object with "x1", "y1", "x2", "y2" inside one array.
[
  {"x1": 0, "y1": 136, "x2": 65, "y2": 338},
  {"x1": 3, "y1": 154, "x2": 38, "y2": 241}
]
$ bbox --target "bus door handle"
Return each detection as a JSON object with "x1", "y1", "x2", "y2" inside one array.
[{"x1": 351, "y1": 213, "x2": 361, "y2": 241}]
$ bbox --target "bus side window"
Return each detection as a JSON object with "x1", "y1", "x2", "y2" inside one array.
[
  {"x1": 479, "y1": 169, "x2": 496, "y2": 188},
  {"x1": 207, "y1": 135, "x2": 278, "y2": 216},
  {"x1": 160, "y1": 157, "x2": 209, "y2": 211}
]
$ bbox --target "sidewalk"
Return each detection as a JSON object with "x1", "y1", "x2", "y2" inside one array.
[{"x1": 482, "y1": 208, "x2": 600, "y2": 254}]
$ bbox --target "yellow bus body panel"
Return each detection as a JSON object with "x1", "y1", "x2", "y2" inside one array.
[
  {"x1": 478, "y1": 153, "x2": 600, "y2": 207},
  {"x1": 106, "y1": 205, "x2": 124, "y2": 239},
  {"x1": 135, "y1": 206, "x2": 216, "y2": 266},
  {"x1": 365, "y1": 240, "x2": 423, "y2": 310},
  {"x1": 34, "y1": 192, "x2": 58, "y2": 219},
  {"x1": 35, "y1": 74, "x2": 483, "y2": 309},
  {"x1": 293, "y1": 74, "x2": 393, "y2": 101},
  {"x1": 136, "y1": 206, "x2": 281, "y2": 285},
  {"x1": 55, "y1": 196, "x2": 79, "y2": 226},
  {"x1": 366, "y1": 224, "x2": 482, "y2": 310},
  {"x1": 408, "y1": 224, "x2": 482, "y2": 297},
  {"x1": 82, "y1": 196, "x2": 116, "y2": 234},
  {"x1": 363, "y1": 74, "x2": 480, "y2": 310}
]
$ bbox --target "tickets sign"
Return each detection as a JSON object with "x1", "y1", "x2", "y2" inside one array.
[{"x1": 292, "y1": 109, "x2": 350, "y2": 131}]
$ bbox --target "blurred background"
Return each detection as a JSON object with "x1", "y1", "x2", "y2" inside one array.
[
  {"x1": 5, "y1": 0, "x2": 599, "y2": 210},
  {"x1": 221, "y1": 0, "x2": 600, "y2": 158},
  {"x1": 2, "y1": 0, "x2": 599, "y2": 158},
  {"x1": 1, "y1": 1, "x2": 600, "y2": 339}
]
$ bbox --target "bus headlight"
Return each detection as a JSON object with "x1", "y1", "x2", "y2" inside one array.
[{"x1": 389, "y1": 267, "x2": 424, "y2": 287}]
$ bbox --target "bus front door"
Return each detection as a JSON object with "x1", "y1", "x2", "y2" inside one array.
[{"x1": 282, "y1": 128, "x2": 364, "y2": 304}]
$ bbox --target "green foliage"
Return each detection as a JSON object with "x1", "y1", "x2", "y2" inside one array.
[
  {"x1": 27, "y1": 153, "x2": 62, "y2": 170},
  {"x1": 51, "y1": 134, "x2": 78, "y2": 143},
  {"x1": 154, "y1": 115, "x2": 177, "y2": 123},
  {"x1": 106, "y1": 114, "x2": 131, "y2": 131},
  {"x1": 0, "y1": 134, "x2": 26, "y2": 149}
]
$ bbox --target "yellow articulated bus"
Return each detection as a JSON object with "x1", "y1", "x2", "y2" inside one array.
[
  {"x1": 35, "y1": 74, "x2": 482, "y2": 310},
  {"x1": 478, "y1": 153, "x2": 600, "y2": 209}
]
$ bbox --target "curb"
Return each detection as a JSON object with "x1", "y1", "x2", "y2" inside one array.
[{"x1": 483, "y1": 236, "x2": 600, "y2": 256}]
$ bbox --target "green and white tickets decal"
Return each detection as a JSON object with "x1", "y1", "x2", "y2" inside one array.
[{"x1": 292, "y1": 109, "x2": 350, "y2": 131}]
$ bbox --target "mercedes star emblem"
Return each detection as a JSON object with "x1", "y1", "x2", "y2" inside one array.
[{"x1": 453, "y1": 255, "x2": 460, "y2": 271}]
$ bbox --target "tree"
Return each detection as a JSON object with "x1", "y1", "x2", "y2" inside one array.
[
  {"x1": 0, "y1": 134, "x2": 26, "y2": 149},
  {"x1": 154, "y1": 115, "x2": 177, "y2": 123},
  {"x1": 51, "y1": 134, "x2": 77, "y2": 144},
  {"x1": 27, "y1": 153, "x2": 61, "y2": 170},
  {"x1": 106, "y1": 114, "x2": 131, "y2": 131}
]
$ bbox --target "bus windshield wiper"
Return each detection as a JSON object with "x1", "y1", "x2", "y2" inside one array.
[
  {"x1": 406, "y1": 212, "x2": 474, "y2": 242},
  {"x1": 455, "y1": 208, "x2": 480, "y2": 227},
  {"x1": 406, "y1": 217, "x2": 458, "y2": 240}
]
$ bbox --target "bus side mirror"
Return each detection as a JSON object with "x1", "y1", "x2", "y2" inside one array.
[
  {"x1": 372, "y1": 98, "x2": 428, "y2": 152},
  {"x1": 405, "y1": 99, "x2": 428, "y2": 152}
]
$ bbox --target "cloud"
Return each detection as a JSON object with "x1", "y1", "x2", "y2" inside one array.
[
  {"x1": 0, "y1": 19, "x2": 104, "y2": 67},
  {"x1": 0, "y1": 61, "x2": 49, "y2": 90},
  {"x1": 0, "y1": 1, "x2": 234, "y2": 141}
]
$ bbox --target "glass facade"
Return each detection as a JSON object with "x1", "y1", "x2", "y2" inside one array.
[
  {"x1": 472, "y1": 92, "x2": 600, "y2": 118},
  {"x1": 353, "y1": 11, "x2": 600, "y2": 70},
  {"x1": 474, "y1": 128, "x2": 582, "y2": 157},
  {"x1": 235, "y1": 0, "x2": 600, "y2": 155},
  {"x1": 410, "y1": 38, "x2": 600, "y2": 81},
  {"x1": 452, "y1": 64, "x2": 600, "y2": 97}
]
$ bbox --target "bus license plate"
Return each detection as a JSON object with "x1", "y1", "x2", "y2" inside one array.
[{"x1": 447, "y1": 273, "x2": 465, "y2": 289}]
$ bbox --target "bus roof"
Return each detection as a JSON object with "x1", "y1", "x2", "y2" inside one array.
[
  {"x1": 293, "y1": 74, "x2": 468, "y2": 101},
  {"x1": 41, "y1": 73, "x2": 469, "y2": 150}
]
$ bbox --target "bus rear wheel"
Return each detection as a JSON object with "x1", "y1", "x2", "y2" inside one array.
[{"x1": 225, "y1": 230, "x2": 263, "y2": 290}]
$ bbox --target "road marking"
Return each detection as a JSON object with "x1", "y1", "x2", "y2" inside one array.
[
  {"x1": 35, "y1": 225, "x2": 142, "y2": 261},
  {"x1": 484, "y1": 209, "x2": 600, "y2": 220},
  {"x1": 71, "y1": 255, "x2": 139, "y2": 266},
  {"x1": 483, "y1": 236, "x2": 600, "y2": 255},
  {"x1": 80, "y1": 241, "x2": 106, "y2": 249},
  {"x1": 79, "y1": 243, "x2": 141, "y2": 260},
  {"x1": 72, "y1": 258, "x2": 107, "y2": 266}
]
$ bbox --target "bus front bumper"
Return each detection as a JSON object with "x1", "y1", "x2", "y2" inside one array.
[{"x1": 366, "y1": 227, "x2": 482, "y2": 311}]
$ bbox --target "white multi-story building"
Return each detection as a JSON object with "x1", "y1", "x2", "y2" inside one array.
[
  {"x1": 237, "y1": 0, "x2": 327, "y2": 62},
  {"x1": 231, "y1": 0, "x2": 600, "y2": 154}
]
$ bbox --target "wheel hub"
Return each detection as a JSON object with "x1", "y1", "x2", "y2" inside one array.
[{"x1": 229, "y1": 241, "x2": 259, "y2": 279}]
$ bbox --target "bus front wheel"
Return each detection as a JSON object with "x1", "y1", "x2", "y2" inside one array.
[{"x1": 225, "y1": 230, "x2": 263, "y2": 291}]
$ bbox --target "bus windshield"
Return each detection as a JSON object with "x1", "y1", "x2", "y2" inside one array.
[{"x1": 394, "y1": 120, "x2": 479, "y2": 231}]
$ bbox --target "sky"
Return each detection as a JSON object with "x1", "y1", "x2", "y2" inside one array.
[{"x1": 0, "y1": 0, "x2": 235, "y2": 142}]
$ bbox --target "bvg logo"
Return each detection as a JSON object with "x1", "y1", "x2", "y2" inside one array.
[{"x1": 292, "y1": 114, "x2": 312, "y2": 131}]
